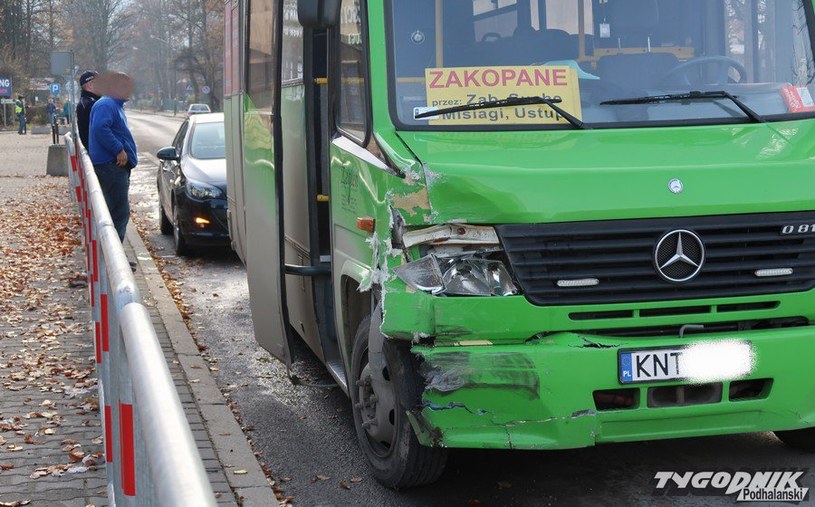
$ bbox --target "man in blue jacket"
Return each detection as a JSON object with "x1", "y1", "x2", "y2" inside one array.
[{"x1": 89, "y1": 71, "x2": 138, "y2": 242}]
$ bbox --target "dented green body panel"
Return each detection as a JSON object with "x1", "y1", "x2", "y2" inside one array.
[{"x1": 412, "y1": 327, "x2": 815, "y2": 449}]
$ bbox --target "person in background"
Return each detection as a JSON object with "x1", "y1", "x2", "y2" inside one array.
[
  {"x1": 46, "y1": 98, "x2": 57, "y2": 125},
  {"x1": 63, "y1": 100, "x2": 72, "y2": 125},
  {"x1": 75, "y1": 70, "x2": 100, "y2": 148},
  {"x1": 88, "y1": 71, "x2": 138, "y2": 243},
  {"x1": 15, "y1": 95, "x2": 25, "y2": 135}
]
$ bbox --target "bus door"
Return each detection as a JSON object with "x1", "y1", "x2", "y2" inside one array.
[
  {"x1": 280, "y1": 0, "x2": 344, "y2": 385},
  {"x1": 242, "y1": 0, "x2": 294, "y2": 365},
  {"x1": 225, "y1": 0, "x2": 248, "y2": 263}
]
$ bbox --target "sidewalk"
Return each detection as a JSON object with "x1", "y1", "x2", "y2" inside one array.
[
  {"x1": 0, "y1": 132, "x2": 275, "y2": 506},
  {"x1": 0, "y1": 131, "x2": 106, "y2": 506}
]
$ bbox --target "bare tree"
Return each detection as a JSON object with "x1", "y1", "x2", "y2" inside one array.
[
  {"x1": 167, "y1": 0, "x2": 222, "y2": 108},
  {"x1": 63, "y1": 0, "x2": 134, "y2": 71}
]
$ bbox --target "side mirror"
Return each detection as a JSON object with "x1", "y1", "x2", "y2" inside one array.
[
  {"x1": 156, "y1": 146, "x2": 180, "y2": 161},
  {"x1": 298, "y1": 0, "x2": 341, "y2": 29}
]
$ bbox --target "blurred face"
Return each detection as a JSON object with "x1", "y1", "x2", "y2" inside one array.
[{"x1": 97, "y1": 72, "x2": 135, "y2": 101}]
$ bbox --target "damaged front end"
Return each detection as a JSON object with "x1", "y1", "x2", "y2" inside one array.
[{"x1": 370, "y1": 213, "x2": 815, "y2": 452}]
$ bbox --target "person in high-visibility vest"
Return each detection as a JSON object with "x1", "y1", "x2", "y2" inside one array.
[{"x1": 14, "y1": 95, "x2": 25, "y2": 135}]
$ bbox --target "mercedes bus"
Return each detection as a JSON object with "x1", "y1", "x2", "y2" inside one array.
[{"x1": 224, "y1": 0, "x2": 815, "y2": 487}]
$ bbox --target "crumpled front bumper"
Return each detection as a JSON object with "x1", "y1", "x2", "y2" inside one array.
[{"x1": 407, "y1": 327, "x2": 815, "y2": 450}]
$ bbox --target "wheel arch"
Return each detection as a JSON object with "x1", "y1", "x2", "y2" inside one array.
[{"x1": 339, "y1": 265, "x2": 373, "y2": 384}]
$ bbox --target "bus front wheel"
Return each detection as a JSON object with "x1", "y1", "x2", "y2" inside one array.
[{"x1": 350, "y1": 315, "x2": 448, "y2": 488}]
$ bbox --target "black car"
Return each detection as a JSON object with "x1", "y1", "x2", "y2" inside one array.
[{"x1": 156, "y1": 112, "x2": 228, "y2": 255}]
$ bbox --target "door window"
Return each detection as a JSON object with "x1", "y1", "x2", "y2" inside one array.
[
  {"x1": 173, "y1": 121, "x2": 189, "y2": 154},
  {"x1": 337, "y1": 0, "x2": 369, "y2": 142},
  {"x1": 247, "y1": 0, "x2": 279, "y2": 111}
]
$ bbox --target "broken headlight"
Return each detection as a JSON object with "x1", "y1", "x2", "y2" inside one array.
[
  {"x1": 395, "y1": 253, "x2": 518, "y2": 296},
  {"x1": 394, "y1": 224, "x2": 519, "y2": 296}
]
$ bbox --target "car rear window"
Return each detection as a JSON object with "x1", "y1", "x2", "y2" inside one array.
[{"x1": 190, "y1": 122, "x2": 225, "y2": 159}]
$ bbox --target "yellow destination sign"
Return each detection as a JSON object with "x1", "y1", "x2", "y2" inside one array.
[{"x1": 422, "y1": 65, "x2": 582, "y2": 126}]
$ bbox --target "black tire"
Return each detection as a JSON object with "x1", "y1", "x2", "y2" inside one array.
[
  {"x1": 159, "y1": 201, "x2": 173, "y2": 235},
  {"x1": 173, "y1": 205, "x2": 191, "y2": 256},
  {"x1": 775, "y1": 428, "x2": 815, "y2": 452},
  {"x1": 350, "y1": 315, "x2": 448, "y2": 488}
]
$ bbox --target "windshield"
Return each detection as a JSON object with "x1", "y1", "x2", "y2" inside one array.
[
  {"x1": 190, "y1": 122, "x2": 226, "y2": 159},
  {"x1": 387, "y1": 0, "x2": 815, "y2": 129}
]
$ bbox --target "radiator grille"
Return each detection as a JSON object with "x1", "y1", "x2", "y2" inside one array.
[{"x1": 497, "y1": 212, "x2": 815, "y2": 306}]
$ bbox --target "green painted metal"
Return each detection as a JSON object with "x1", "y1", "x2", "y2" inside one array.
[
  {"x1": 231, "y1": 1, "x2": 815, "y2": 452},
  {"x1": 343, "y1": 1, "x2": 815, "y2": 450},
  {"x1": 411, "y1": 327, "x2": 815, "y2": 449},
  {"x1": 396, "y1": 122, "x2": 815, "y2": 224}
]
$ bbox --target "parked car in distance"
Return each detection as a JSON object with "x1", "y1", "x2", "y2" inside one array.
[
  {"x1": 156, "y1": 112, "x2": 228, "y2": 255},
  {"x1": 186, "y1": 103, "x2": 211, "y2": 117}
]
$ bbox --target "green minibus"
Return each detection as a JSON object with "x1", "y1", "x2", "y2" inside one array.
[{"x1": 224, "y1": 0, "x2": 815, "y2": 487}]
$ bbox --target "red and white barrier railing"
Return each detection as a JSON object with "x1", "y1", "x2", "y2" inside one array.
[{"x1": 66, "y1": 133, "x2": 217, "y2": 507}]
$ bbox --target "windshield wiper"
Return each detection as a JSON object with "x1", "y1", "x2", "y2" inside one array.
[
  {"x1": 415, "y1": 96, "x2": 589, "y2": 129},
  {"x1": 600, "y1": 90, "x2": 765, "y2": 123}
]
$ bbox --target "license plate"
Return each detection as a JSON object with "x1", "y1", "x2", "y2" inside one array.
[
  {"x1": 619, "y1": 347, "x2": 685, "y2": 384},
  {"x1": 618, "y1": 341, "x2": 754, "y2": 384}
]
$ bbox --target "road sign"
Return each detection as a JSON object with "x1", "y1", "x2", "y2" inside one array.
[
  {"x1": 0, "y1": 78, "x2": 11, "y2": 97},
  {"x1": 50, "y1": 51, "x2": 73, "y2": 76},
  {"x1": 50, "y1": 83, "x2": 61, "y2": 95},
  {"x1": 186, "y1": 83, "x2": 194, "y2": 92},
  {"x1": 201, "y1": 85, "x2": 211, "y2": 95},
  {"x1": 1, "y1": 99, "x2": 14, "y2": 105}
]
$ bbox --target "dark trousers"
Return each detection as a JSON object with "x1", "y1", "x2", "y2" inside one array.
[
  {"x1": 94, "y1": 163, "x2": 131, "y2": 242},
  {"x1": 17, "y1": 113, "x2": 25, "y2": 134}
]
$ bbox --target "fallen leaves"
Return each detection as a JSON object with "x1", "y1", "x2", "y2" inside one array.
[
  {"x1": 0, "y1": 181, "x2": 104, "y2": 487},
  {"x1": 23, "y1": 434, "x2": 42, "y2": 445},
  {"x1": 68, "y1": 449, "x2": 86, "y2": 462}
]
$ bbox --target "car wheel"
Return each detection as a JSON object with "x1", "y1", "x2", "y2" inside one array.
[
  {"x1": 159, "y1": 200, "x2": 173, "y2": 235},
  {"x1": 350, "y1": 314, "x2": 448, "y2": 488},
  {"x1": 173, "y1": 205, "x2": 191, "y2": 256},
  {"x1": 775, "y1": 428, "x2": 815, "y2": 452}
]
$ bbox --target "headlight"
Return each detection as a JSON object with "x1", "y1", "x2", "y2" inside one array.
[
  {"x1": 395, "y1": 253, "x2": 518, "y2": 296},
  {"x1": 186, "y1": 180, "x2": 224, "y2": 200}
]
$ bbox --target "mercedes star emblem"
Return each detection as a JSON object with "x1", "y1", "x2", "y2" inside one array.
[
  {"x1": 654, "y1": 229, "x2": 705, "y2": 283},
  {"x1": 669, "y1": 179, "x2": 684, "y2": 194}
]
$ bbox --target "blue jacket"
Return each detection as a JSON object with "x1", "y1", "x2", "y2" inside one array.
[{"x1": 89, "y1": 97, "x2": 138, "y2": 169}]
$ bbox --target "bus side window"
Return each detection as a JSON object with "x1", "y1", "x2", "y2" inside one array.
[{"x1": 337, "y1": 0, "x2": 369, "y2": 143}]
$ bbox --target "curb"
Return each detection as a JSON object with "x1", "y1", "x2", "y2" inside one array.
[{"x1": 126, "y1": 226, "x2": 276, "y2": 507}]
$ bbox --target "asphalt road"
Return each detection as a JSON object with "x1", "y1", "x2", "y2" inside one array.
[{"x1": 125, "y1": 110, "x2": 815, "y2": 507}]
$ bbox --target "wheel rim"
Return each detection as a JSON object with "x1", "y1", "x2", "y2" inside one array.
[{"x1": 356, "y1": 350, "x2": 397, "y2": 457}]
